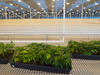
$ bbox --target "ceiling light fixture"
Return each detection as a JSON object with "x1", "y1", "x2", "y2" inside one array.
[
  {"x1": 28, "y1": 6, "x2": 30, "y2": 8},
  {"x1": 41, "y1": 7, "x2": 44, "y2": 9},
  {"x1": 88, "y1": 9, "x2": 91, "y2": 11},
  {"x1": 84, "y1": 7, "x2": 86, "y2": 9},
  {"x1": 10, "y1": 4, "x2": 13, "y2": 6},
  {"x1": 87, "y1": 0, "x2": 90, "y2": 1},
  {"x1": 38, "y1": 3, "x2": 41, "y2": 5},
  {"x1": 95, "y1": 2, "x2": 98, "y2": 5},
  {"x1": 18, "y1": 0, "x2": 21, "y2": 2},
  {"x1": 21, "y1": 8, "x2": 23, "y2": 10},
  {"x1": 66, "y1": 3, "x2": 69, "y2": 5},
  {"x1": 12, "y1": 11, "x2": 14, "y2": 13},
  {"x1": 96, "y1": 11, "x2": 98, "y2": 13},
  {"x1": 37, "y1": 12, "x2": 39, "y2": 13},
  {"x1": 76, "y1": 5, "x2": 79, "y2": 7},
  {"x1": 52, "y1": 5, "x2": 54, "y2": 7},
  {"x1": 52, "y1": 0, "x2": 55, "y2": 1},
  {"x1": 34, "y1": 9, "x2": 36, "y2": 11},
  {"x1": 93, "y1": 10, "x2": 95, "y2": 12},
  {"x1": 6, "y1": 7, "x2": 8, "y2": 9},
  {"x1": 70, "y1": 9, "x2": 72, "y2": 10}
]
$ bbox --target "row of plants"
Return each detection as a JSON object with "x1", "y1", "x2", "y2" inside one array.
[
  {"x1": 67, "y1": 39, "x2": 100, "y2": 55},
  {"x1": 0, "y1": 40, "x2": 100, "y2": 73},
  {"x1": 1, "y1": 40, "x2": 100, "y2": 60},
  {"x1": 0, "y1": 41, "x2": 15, "y2": 59},
  {"x1": 10, "y1": 43, "x2": 72, "y2": 69}
]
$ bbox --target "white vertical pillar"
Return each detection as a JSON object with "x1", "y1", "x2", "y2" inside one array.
[
  {"x1": 63, "y1": 0, "x2": 65, "y2": 42},
  {"x1": 81, "y1": 0, "x2": 83, "y2": 25},
  {"x1": 70, "y1": 10, "x2": 72, "y2": 19},
  {"x1": 30, "y1": 0, "x2": 31, "y2": 19},
  {"x1": 56, "y1": 2, "x2": 57, "y2": 25},
  {"x1": 5, "y1": 3, "x2": 7, "y2": 25},
  {"x1": 9, "y1": 14, "x2": 10, "y2": 19},
  {"x1": 81, "y1": 0, "x2": 83, "y2": 19},
  {"x1": 85, "y1": 13, "x2": 86, "y2": 19},
  {"x1": 30, "y1": 8, "x2": 31, "y2": 19},
  {"x1": 39, "y1": 13, "x2": 40, "y2": 19},
  {"x1": 63, "y1": 0, "x2": 65, "y2": 34},
  {"x1": 90, "y1": 13, "x2": 91, "y2": 18}
]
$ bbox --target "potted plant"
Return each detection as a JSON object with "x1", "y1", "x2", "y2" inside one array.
[
  {"x1": 0, "y1": 41, "x2": 15, "y2": 64},
  {"x1": 10, "y1": 43, "x2": 72, "y2": 74},
  {"x1": 67, "y1": 39, "x2": 100, "y2": 60}
]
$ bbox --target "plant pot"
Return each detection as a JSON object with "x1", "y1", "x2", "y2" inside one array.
[
  {"x1": 10, "y1": 63, "x2": 72, "y2": 74},
  {"x1": 0, "y1": 54, "x2": 14, "y2": 64},
  {"x1": 72, "y1": 54, "x2": 100, "y2": 60}
]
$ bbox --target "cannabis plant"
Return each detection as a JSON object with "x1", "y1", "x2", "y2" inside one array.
[
  {"x1": 0, "y1": 41, "x2": 15, "y2": 59},
  {"x1": 67, "y1": 40, "x2": 100, "y2": 55},
  {"x1": 10, "y1": 43, "x2": 72, "y2": 69}
]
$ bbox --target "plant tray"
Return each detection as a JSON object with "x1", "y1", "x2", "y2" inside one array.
[
  {"x1": 10, "y1": 63, "x2": 72, "y2": 74},
  {"x1": 0, "y1": 54, "x2": 14, "y2": 64},
  {"x1": 72, "y1": 54, "x2": 100, "y2": 60}
]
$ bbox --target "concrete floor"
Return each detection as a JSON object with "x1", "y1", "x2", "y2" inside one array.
[{"x1": 0, "y1": 19, "x2": 100, "y2": 46}]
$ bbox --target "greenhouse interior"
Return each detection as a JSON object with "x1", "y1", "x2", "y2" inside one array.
[{"x1": 0, "y1": 0, "x2": 100, "y2": 75}]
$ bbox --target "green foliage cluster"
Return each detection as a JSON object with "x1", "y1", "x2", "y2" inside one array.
[
  {"x1": 67, "y1": 39, "x2": 100, "y2": 55},
  {"x1": 0, "y1": 41, "x2": 15, "y2": 58},
  {"x1": 10, "y1": 43, "x2": 72, "y2": 69}
]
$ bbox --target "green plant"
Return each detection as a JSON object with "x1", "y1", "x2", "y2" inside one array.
[
  {"x1": 67, "y1": 40, "x2": 100, "y2": 55},
  {"x1": 0, "y1": 41, "x2": 15, "y2": 59},
  {"x1": 10, "y1": 43, "x2": 72, "y2": 69}
]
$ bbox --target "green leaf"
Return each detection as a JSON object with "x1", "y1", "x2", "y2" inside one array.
[
  {"x1": 14, "y1": 58, "x2": 19, "y2": 62},
  {"x1": 23, "y1": 58, "x2": 28, "y2": 63},
  {"x1": 83, "y1": 51, "x2": 92, "y2": 55},
  {"x1": 46, "y1": 53, "x2": 51, "y2": 59},
  {"x1": 0, "y1": 51, "x2": 2, "y2": 54}
]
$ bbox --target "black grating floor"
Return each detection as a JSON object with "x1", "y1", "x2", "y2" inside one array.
[{"x1": 0, "y1": 59, "x2": 100, "y2": 75}]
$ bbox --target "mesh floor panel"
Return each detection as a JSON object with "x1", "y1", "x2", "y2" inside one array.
[{"x1": 0, "y1": 59, "x2": 100, "y2": 75}]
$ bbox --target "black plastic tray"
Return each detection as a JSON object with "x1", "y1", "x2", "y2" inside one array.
[
  {"x1": 72, "y1": 54, "x2": 100, "y2": 60},
  {"x1": 0, "y1": 54, "x2": 14, "y2": 64},
  {"x1": 11, "y1": 63, "x2": 72, "y2": 74}
]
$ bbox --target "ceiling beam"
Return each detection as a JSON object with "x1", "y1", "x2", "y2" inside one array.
[
  {"x1": 72, "y1": 0, "x2": 98, "y2": 11},
  {"x1": 45, "y1": 0, "x2": 56, "y2": 12},
  {"x1": 23, "y1": 0, "x2": 41, "y2": 11}
]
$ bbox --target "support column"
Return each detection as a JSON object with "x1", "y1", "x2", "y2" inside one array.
[
  {"x1": 81, "y1": 0, "x2": 83, "y2": 19},
  {"x1": 30, "y1": 0, "x2": 31, "y2": 19},
  {"x1": 5, "y1": 1, "x2": 7, "y2": 25},
  {"x1": 70, "y1": 11, "x2": 71, "y2": 19},
  {"x1": 63, "y1": 0, "x2": 65, "y2": 42}
]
